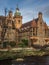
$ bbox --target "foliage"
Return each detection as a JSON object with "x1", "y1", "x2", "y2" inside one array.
[
  {"x1": 18, "y1": 39, "x2": 28, "y2": 47},
  {"x1": 22, "y1": 39, "x2": 28, "y2": 46},
  {"x1": 0, "y1": 48, "x2": 49, "y2": 60},
  {"x1": 3, "y1": 41, "x2": 16, "y2": 48}
]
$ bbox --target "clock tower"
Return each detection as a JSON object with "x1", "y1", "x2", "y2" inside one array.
[{"x1": 14, "y1": 6, "x2": 22, "y2": 29}]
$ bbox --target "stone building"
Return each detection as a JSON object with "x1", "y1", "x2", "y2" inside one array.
[
  {"x1": 18, "y1": 12, "x2": 49, "y2": 46},
  {"x1": 0, "y1": 7, "x2": 49, "y2": 47}
]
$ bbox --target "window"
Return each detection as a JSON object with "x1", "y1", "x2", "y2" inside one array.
[
  {"x1": 33, "y1": 28, "x2": 36, "y2": 36},
  {"x1": 40, "y1": 22, "x2": 42, "y2": 26},
  {"x1": 45, "y1": 29, "x2": 46, "y2": 36},
  {"x1": 33, "y1": 28, "x2": 35, "y2": 32},
  {"x1": 18, "y1": 20, "x2": 20, "y2": 23},
  {"x1": 36, "y1": 28, "x2": 37, "y2": 36},
  {"x1": 33, "y1": 32, "x2": 35, "y2": 36}
]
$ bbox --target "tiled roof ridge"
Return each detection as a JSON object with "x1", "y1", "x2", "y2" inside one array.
[{"x1": 22, "y1": 18, "x2": 38, "y2": 25}]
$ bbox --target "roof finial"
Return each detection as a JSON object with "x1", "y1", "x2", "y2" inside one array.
[
  {"x1": 16, "y1": 4, "x2": 19, "y2": 10},
  {"x1": 17, "y1": 4, "x2": 18, "y2": 8}
]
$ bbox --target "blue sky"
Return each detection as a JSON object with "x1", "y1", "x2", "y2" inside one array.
[{"x1": 0, "y1": 0, "x2": 49, "y2": 25}]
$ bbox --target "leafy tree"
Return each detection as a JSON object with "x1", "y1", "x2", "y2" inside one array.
[
  {"x1": 22, "y1": 39, "x2": 28, "y2": 46},
  {"x1": 18, "y1": 39, "x2": 28, "y2": 47}
]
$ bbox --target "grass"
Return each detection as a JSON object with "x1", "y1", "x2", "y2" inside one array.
[{"x1": 0, "y1": 48, "x2": 49, "y2": 60}]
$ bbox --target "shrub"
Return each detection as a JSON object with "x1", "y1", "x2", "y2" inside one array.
[
  {"x1": 18, "y1": 43, "x2": 26, "y2": 47},
  {"x1": 22, "y1": 39, "x2": 28, "y2": 46},
  {"x1": 18, "y1": 39, "x2": 28, "y2": 47}
]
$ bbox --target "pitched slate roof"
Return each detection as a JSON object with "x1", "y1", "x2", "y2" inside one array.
[
  {"x1": 21, "y1": 21, "x2": 32, "y2": 28},
  {"x1": 0, "y1": 16, "x2": 6, "y2": 21},
  {"x1": 21, "y1": 18, "x2": 38, "y2": 28}
]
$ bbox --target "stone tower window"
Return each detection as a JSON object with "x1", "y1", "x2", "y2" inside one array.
[
  {"x1": 40, "y1": 22, "x2": 42, "y2": 26},
  {"x1": 18, "y1": 20, "x2": 20, "y2": 23}
]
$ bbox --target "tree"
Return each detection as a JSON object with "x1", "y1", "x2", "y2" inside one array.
[
  {"x1": 18, "y1": 39, "x2": 28, "y2": 47},
  {"x1": 22, "y1": 39, "x2": 28, "y2": 46}
]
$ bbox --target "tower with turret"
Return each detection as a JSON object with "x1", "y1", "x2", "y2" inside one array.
[
  {"x1": 37, "y1": 12, "x2": 46, "y2": 46},
  {"x1": 14, "y1": 6, "x2": 22, "y2": 29}
]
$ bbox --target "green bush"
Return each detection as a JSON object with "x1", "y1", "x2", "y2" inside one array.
[
  {"x1": 22, "y1": 39, "x2": 28, "y2": 46},
  {"x1": 18, "y1": 39, "x2": 28, "y2": 47},
  {"x1": 18, "y1": 43, "x2": 26, "y2": 47}
]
